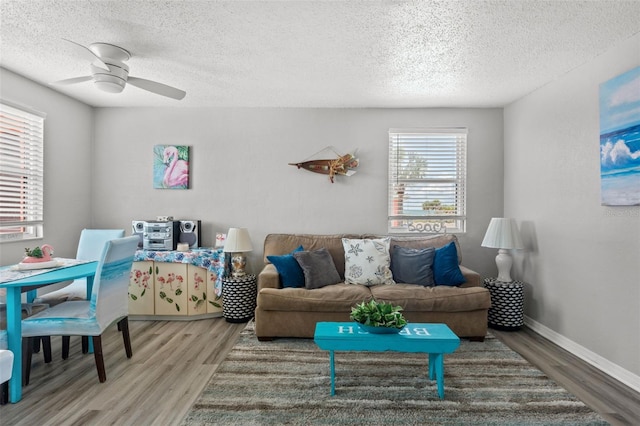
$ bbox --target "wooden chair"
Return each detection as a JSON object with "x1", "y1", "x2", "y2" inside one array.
[
  {"x1": 34, "y1": 228, "x2": 125, "y2": 357},
  {"x1": 0, "y1": 303, "x2": 51, "y2": 402},
  {"x1": 22, "y1": 236, "x2": 138, "y2": 384},
  {"x1": 0, "y1": 348, "x2": 13, "y2": 404}
]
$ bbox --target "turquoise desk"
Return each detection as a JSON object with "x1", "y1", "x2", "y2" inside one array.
[
  {"x1": 0, "y1": 261, "x2": 98, "y2": 403},
  {"x1": 314, "y1": 322, "x2": 460, "y2": 399}
]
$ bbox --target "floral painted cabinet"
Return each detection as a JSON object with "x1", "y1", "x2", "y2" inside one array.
[
  {"x1": 154, "y1": 262, "x2": 189, "y2": 315},
  {"x1": 187, "y1": 265, "x2": 223, "y2": 315},
  {"x1": 207, "y1": 267, "x2": 223, "y2": 314},
  {"x1": 129, "y1": 261, "x2": 155, "y2": 315},
  {"x1": 128, "y1": 248, "x2": 225, "y2": 319}
]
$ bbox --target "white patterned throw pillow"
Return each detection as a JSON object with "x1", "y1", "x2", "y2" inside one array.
[{"x1": 342, "y1": 238, "x2": 395, "y2": 286}]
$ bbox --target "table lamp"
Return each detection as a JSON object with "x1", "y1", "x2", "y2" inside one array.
[
  {"x1": 481, "y1": 218, "x2": 523, "y2": 282},
  {"x1": 224, "y1": 227, "x2": 253, "y2": 277}
]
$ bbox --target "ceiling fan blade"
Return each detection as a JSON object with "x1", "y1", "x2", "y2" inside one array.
[
  {"x1": 62, "y1": 38, "x2": 110, "y2": 71},
  {"x1": 127, "y1": 76, "x2": 186, "y2": 100},
  {"x1": 50, "y1": 76, "x2": 93, "y2": 86}
]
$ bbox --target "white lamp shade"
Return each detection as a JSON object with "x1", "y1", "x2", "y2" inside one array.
[
  {"x1": 481, "y1": 218, "x2": 523, "y2": 249},
  {"x1": 224, "y1": 228, "x2": 253, "y2": 252}
]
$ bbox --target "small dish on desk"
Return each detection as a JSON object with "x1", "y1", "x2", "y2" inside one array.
[{"x1": 13, "y1": 260, "x2": 61, "y2": 270}]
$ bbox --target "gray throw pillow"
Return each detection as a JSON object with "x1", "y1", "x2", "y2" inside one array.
[
  {"x1": 390, "y1": 245, "x2": 436, "y2": 287},
  {"x1": 293, "y1": 247, "x2": 342, "y2": 289}
]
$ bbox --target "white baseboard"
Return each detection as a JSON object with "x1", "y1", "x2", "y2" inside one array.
[{"x1": 524, "y1": 316, "x2": 640, "y2": 393}]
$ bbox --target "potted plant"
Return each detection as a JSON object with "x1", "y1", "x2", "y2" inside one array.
[
  {"x1": 350, "y1": 300, "x2": 407, "y2": 334},
  {"x1": 22, "y1": 244, "x2": 54, "y2": 263}
]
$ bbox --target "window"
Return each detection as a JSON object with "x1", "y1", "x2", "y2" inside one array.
[
  {"x1": 0, "y1": 101, "x2": 45, "y2": 242},
  {"x1": 388, "y1": 128, "x2": 467, "y2": 234}
]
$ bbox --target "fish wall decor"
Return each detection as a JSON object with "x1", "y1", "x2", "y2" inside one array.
[{"x1": 289, "y1": 146, "x2": 359, "y2": 183}]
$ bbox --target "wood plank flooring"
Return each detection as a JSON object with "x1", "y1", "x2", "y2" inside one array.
[
  {"x1": 0, "y1": 318, "x2": 245, "y2": 426},
  {"x1": 493, "y1": 327, "x2": 640, "y2": 426},
  {"x1": 1, "y1": 319, "x2": 638, "y2": 425}
]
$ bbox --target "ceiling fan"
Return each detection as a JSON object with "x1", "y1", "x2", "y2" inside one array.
[{"x1": 51, "y1": 39, "x2": 186, "y2": 100}]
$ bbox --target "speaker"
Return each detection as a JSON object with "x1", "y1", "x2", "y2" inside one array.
[
  {"x1": 179, "y1": 220, "x2": 201, "y2": 248},
  {"x1": 132, "y1": 220, "x2": 146, "y2": 249}
]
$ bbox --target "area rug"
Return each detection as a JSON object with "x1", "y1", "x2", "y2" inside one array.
[{"x1": 182, "y1": 323, "x2": 607, "y2": 425}]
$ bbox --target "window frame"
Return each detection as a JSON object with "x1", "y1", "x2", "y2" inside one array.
[
  {"x1": 0, "y1": 100, "x2": 46, "y2": 243},
  {"x1": 388, "y1": 128, "x2": 467, "y2": 234}
]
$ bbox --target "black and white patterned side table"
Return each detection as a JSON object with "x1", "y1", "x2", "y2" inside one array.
[
  {"x1": 222, "y1": 274, "x2": 257, "y2": 323},
  {"x1": 484, "y1": 278, "x2": 524, "y2": 331}
]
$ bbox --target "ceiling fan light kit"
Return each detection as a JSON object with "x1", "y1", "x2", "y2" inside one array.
[
  {"x1": 52, "y1": 40, "x2": 186, "y2": 100},
  {"x1": 91, "y1": 59, "x2": 128, "y2": 94}
]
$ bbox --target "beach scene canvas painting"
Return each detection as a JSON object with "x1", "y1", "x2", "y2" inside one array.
[
  {"x1": 599, "y1": 66, "x2": 640, "y2": 206},
  {"x1": 153, "y1": 145, "x2": 190, "y2": 189}
]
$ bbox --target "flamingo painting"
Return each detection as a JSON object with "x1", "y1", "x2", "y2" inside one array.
[{"x1": 153, "y1": 145, "x2": 190, "y2": 189}]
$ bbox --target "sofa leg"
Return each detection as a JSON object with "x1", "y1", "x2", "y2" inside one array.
[
  {"x1": 468, "y1": 336, "x2": 485, "y2": 342},
  {"x1": 257, "y1": 336, "x2": 274, "y2": 342}
]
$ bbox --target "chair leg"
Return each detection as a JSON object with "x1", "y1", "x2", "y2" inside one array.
[
  {"x1": 32, "y1": 337, "x2": 41, "y2": 353},
  {"x1": 22, "y1": 337, "x2": 33, "y2": 386},
  {"x1": 61, "y1": 336, "x2": 71, "y2": 360},
  {"x1": 41, "y1": 336, "x2": 52, "y2": 363},
  {"x1": 0, "y1": 381, "x2": 7, "y2": 405},
  {"x1": 82, "y1": 336, "x2": 89, "y2": 354},
  {"x1": 119, "y1": 317, "x2": 133, "y2": 358},
  {"x1": 92, "y1": 335, "x2": 107, "y2": 383}
]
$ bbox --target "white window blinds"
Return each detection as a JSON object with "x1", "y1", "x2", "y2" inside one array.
[
  {"x1": 0, "y1": 101, "x2": 45, "y2": 242},
  {"x1": 388, "y1": 128, "x2": 467, "y2": 234}
]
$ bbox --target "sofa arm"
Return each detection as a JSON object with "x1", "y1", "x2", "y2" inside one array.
[
  {"x1": 459, "y1": 265, "x2": 482, "y2": 288},
  {"x1": 258, "y1": 264, "x2": 281, "y2": 291}
]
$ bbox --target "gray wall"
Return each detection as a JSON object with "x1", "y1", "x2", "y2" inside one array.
[
  {"x1": 4, "y1": 33, "x2": 638, "y2": 388},
  {"x1": 91, "y1": 107, "x2": 503, "y2": 276},
  {"x1": 504, "y1": 33, "x2": 640, "y2": 381},
  {"x1": 0, "y1": 68, "x2": 94, "y2": 265}
]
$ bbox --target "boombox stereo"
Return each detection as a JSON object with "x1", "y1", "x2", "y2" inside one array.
[
  {"x1": 179, "y1": 220, "x2": 201, "y2": 249},
  {"x1": 131, "y1": 220, "x2": 146, "y2": 249},
  {"x1": 132, "y1": 219, "x2": 201, "y2": 250},
  {"x1": 143, "y1": 221, "x2": 180, "y2": 251}
]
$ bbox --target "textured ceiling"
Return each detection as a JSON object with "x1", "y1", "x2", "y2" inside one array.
[{"x1": 1, "y1": 0, "x2": 639, "y2": 108}]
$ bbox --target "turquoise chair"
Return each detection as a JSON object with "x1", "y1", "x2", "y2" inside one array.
[
  {"x1": 0, "y1": 303, "x2": 51, "y2": 401},
  {"x1": 0, "y1": 348, "x2": 13, "y2": 404},
  {"x1": 22, "y1": 236, "x2": 139, "y2": 384},
  {"x1": 35, "y1": 229, "x2": 126, "y2": 306},
  {"x1": 34, "y1": 229, "x2": 125, "y2": 357}
]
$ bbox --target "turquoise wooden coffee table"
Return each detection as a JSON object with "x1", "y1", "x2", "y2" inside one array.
[{"x1": 314, "y1": 322, "x2": 460, "y2": 399}]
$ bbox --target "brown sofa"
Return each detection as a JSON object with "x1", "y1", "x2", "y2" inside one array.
[{"x1": 255, "y1": 233, "x2": 491, "y2": 341}]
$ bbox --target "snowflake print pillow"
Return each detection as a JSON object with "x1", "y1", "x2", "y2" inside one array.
[{"x1": 342, "y1": 237, "x2": 395, "y2": 286}]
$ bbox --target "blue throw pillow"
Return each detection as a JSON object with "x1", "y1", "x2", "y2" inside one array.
[
  {"x1": 390, "y1": 245, "x2": 435, "y2": 287},
  {"x1": 433, "y1": 242, "x2": 465, "y2": 286},
  {"x1": 267, "y1": 245, "x2": 304, "y2": 288}
]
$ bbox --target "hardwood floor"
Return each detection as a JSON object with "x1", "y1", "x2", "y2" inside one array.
[
  {"x1": 1, "y1": 319, "x2": 638, "y2": 425},
  {"x1": 493, "y1": 327, "x2": 640, "y2": 426},
  {"x1": 0, "y1": 318, "x2": 245, "y2": 425}
]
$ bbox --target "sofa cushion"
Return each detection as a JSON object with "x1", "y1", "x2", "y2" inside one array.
[
  {"x1": 264, "y1": 233, "x2": 363, "y2": 279},
  {"x1": 363, "y1": 233, "x2": 462, "y2": 264},
  {"x1": 266, "y1": 245, "x2": 304, "y2": 288},
  {"x1": 390, "y1": 245, "x2": 435, "y2": 287},
  {"x1": 433, "y1": 242, "x2": 466, "y2": 286},
  {"x1": 257, "y1": 283, "x2": 373, "y2": 312},
  {"x1": 370, "y1": 284, "x2": 491, "y2": 312},
  {"x1": 294, "y1": 248, "x2": 342, "y2": 289},
  {"x1": 342, "y1": 238, "x2": 395, "y2": 286}
]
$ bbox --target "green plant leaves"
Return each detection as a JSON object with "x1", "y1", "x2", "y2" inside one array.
[
  {"x1": 24, "y1": 246, "x2": 43, "y2": 258},
  {"x1": 350, "y1": 300, "x2": 407, "y2": 329}
]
